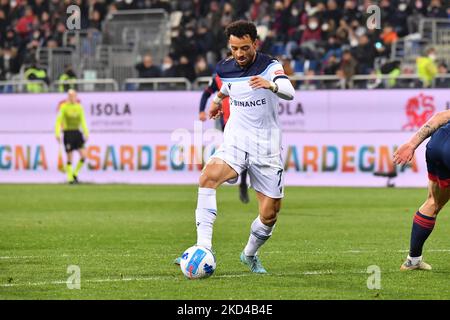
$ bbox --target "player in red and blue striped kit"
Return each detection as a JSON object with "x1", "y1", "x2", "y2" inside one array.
[
  {"x1": 394, "y1": 110, "x2": 450, "y2": 270},
  {"x1": 199, "y1": 72, "x2": 250, "y2": 204}
]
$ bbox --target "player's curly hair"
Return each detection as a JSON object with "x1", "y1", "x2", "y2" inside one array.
[{"x1": 225, "y1": 20, "x2": 257, "y2": 41}]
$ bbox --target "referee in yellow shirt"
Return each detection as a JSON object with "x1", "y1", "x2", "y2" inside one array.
[{"x1": 55, "y1": 89, "x2": 89, "y2": 184}]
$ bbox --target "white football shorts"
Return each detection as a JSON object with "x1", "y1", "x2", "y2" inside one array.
[{"x1": 209, "y1": 144, "x2": 285, "y2": 199}]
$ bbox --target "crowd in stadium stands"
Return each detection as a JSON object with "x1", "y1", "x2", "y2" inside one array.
[{"x1": 0, "y1": 0, "x2": 449, "y2": 90}]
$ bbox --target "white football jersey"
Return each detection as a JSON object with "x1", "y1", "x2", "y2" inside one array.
[{"x1": 217, "y1": 53, "x2": 289, "y2": 157}]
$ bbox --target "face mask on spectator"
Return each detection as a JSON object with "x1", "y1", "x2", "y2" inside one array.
[
  {"x1": 429, "y1": 53, "x2": 436, "y2": 61},
  {"x1": 162, "y1": 63, "x2": 171, "y2": 71},
  {"x1": 291, "y1": 8, "x2": 299, "y2": 16},
  {"x1": 308, "y1": 21, "x2": 318, "y2": 30},
  {"x1": 355, "y1": 28, "x2": 365, "y2": 37},
  {"x1": 398, "y1": 3, "x2": 407, "y2": 11}
]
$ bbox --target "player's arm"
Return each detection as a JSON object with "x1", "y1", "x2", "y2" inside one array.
[
  {"x1": 249, "y1": 62, "x2": 295, "y2": 100},
  {"x1": 79, "y1": 105, "x2": 89, "y2": 140},
  {"x1": 394, "y1": 110, "x2": 450, "y2": 165},
  {"x1": 199, "y1": 90, "x2": 212, "y2": 121},
  {"x1": 55, "y1": 106, "x2": 64, "y2": 142},
  {"x1": 199, "y1": 76, "x2": 218, "y2": 121},
  {"x1": 208, "y1": 84, "x2": 228, "y2": 120}
]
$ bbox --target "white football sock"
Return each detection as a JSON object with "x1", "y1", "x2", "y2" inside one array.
[
  {"x1": 407, "y1": 255, "x2": 422, "y2": 265},
  {"x1": 244, "y1": 216, "x2": 274, "y2": 256},
  {"x1": 195, "y1": 187, "x2": 217, "y2": 250}
]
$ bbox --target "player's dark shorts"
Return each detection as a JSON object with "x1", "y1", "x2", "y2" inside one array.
[
  {"x1": 63, "y1": 130, "x2": 85, "y2": 152},
  {"x1": 426, "y1": 127, "x2": 450, "y2": 188}
]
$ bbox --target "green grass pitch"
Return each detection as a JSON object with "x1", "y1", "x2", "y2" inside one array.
[{"x1": 1, "y1": 184, "x2": 450, "y2": 300}]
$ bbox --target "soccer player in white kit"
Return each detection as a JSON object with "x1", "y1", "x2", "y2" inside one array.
[{"x1": 177, "y1": 20, "x2": 295, "y2": 273}]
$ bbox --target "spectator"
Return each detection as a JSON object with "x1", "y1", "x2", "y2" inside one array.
[
  {"x1": 337, "y1": 50, "x2": 357, "y2": 88},
  {"x1": 427, "y1": 0, "x2": 447, "y2": 18},
  {"x1": 195, "y1": 23, "x2": 214, "y2": 56},
  {"x1": 0, "y1": 8, "x2": 7, "y2": 36},
  {"x1": 271, "y1": 1, "x2": 286, "y2": 40},
  {"x1": 220, "y1": 2, "x2": 234, "y2": 29},
  {"x1": 171, "y1": 27, "x2": 199, "y2": 64},
  {"x1": 15, "y1": 6, "x2": 35, "y2": 39},
  {"x1": 379, "y1": 60, "x2": 402, "y2": 88},
  {"x1": 352, "y1": 34, "x2": 376, "y2": 74},
  {"x1": 335, "y1": 19, "x2": 351, "y2": 47},
  {"x1": 135, "y1": 54, "x2": 161, "y2": 91},
  {"x1": 0, "y1": 50, "x2": 4, "y2": 80},
  {"x1": 89, "y1": 9, "x2": 103, "y2": 31},
  {"x1": 88, "y1": 0, "x2": 107, "y2": 21},
  {"x1": 342, "y1": 0, "x2": 362, "y2": 23},
  {"x1": 194, "y1": 56, "x2": 213, "y2": 78},
  {"x1": 46, "y1": 37, "x2": 58, "y2": 48},
  {"x1": 416, "y1": 47, "x2": 438, "y2": 88},
  {"x1": 175, "y1": 55, "x2": 196, "y2": 83},
  {"x1": 0, "y1": 0, "x2": 11, "y2": 18},
  {"x1": 39, "y1": 11, "x2": 52, "y2": 38},
  {"x1": 392, "y1": 0, "x2": 410, "y2": 37},
  {"x1": 24, "y1": 60, "x2": 49, "y2": 93},
  {"x1": 380, "y1": 23, "x2": 398, "y2": 46},
  {"x1": 249, "y1": 0, "x2": 269, "y2": 24},
  {"x1": 53, "y1": 21, "x2": 67, "y2": 47},
  {"x1": 379, "y1": 0, "x2": 396, "y2": 26},
  {"x1": 323, "y1": 34, "x2": 343, "y2": 62},
  {"x1": 435, "y1": 63, "x2": 450, "y2": 88},
  {"x1": 31, "y1": 0, "x2": 49, "y2": 18},
  {"x1": 407, "y1": 0, "x2": 427, "y2": 34},
  {"x1": 348, "y1": 19, "x2": 366, "y2": 47},
  {"x1": 300, "y1": 15, "x2": 322, "y2": 45},
  {"x1": 161, "y1": 55, "x2": 177, "y2": 78},
  {"x1": 2, "y1": 32, "x2": 21, "y2": 76},
  {"x1": 323, "y1": 0, "x2": 342, "y2": 27},
  {"x1": 323, "y1": 53, "x2": 340, "y2": 75},
  {"x1": 58, "y1": 65, "x2": 77, "y2": 93}
]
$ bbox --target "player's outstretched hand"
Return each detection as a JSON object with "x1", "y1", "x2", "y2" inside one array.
[
  {"x1": 393, "y1": 142, "x2": 415, "y2": 165},
  {"x1": 208, "y1": 102, "x2": 223, "y2": 120},
  {"x1": 249, "y1": 76, "x2": 270, "y2": 90}
]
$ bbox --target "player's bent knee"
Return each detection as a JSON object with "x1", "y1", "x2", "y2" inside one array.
[
  {"x1": 199, "y1": 173, "x2": 219, "y2": 189},
  {"x1": 260, "y1": 215, "x2": 277, "y2": 226},
  {"x1": 260, "y1": 210, "x2": 278, "y2": 226},
  {"x1": 434, "y1": 201, "x2": 447, "y2": 215},
  {"x1": 424, "y1": 197, "x2": 445, "y2": 216}
]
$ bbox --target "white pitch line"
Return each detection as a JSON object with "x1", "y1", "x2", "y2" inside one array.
[
  {"x1": 342, "y1": 249, "x2": 450, "y2": 253},
  {"x1": 0, "y1": 270, "x2": 364, "y2": 288},
  {"x1": 0, "y1": 253, "x2": 169, "y2": 260}
]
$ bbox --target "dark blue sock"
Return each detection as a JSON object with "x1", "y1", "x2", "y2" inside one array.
[{"x1": 409, "y1": 211, "x2": 436, "y2": 258}]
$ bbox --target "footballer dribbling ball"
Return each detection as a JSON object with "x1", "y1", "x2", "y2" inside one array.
[{"x1": 180, "y1": 245, "x2": 216, "y2": 279}]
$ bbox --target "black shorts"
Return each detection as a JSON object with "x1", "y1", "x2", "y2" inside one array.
[
  {"x1": 426, "y1": 128, "x2": 450, "y2": 188},
  {"x1": 63, "y1": 130, "x2": 85, "y2": 153}
]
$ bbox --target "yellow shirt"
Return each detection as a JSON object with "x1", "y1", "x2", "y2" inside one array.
[
  {"x1": 417, "y1": 56, "x2": 438, "y2": 87},
  {"x1": 55, "y1": 101, "x2": 89, "y2": 137}
]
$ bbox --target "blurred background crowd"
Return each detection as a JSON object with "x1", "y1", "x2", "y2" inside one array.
[{"x1": 0, "y1": 0, "x2": 449, "y2": 91}]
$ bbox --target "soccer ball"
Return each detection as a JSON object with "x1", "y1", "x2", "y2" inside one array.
[{"x1": 180, "y1": 245, "x2": 216, "y2": 279}]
